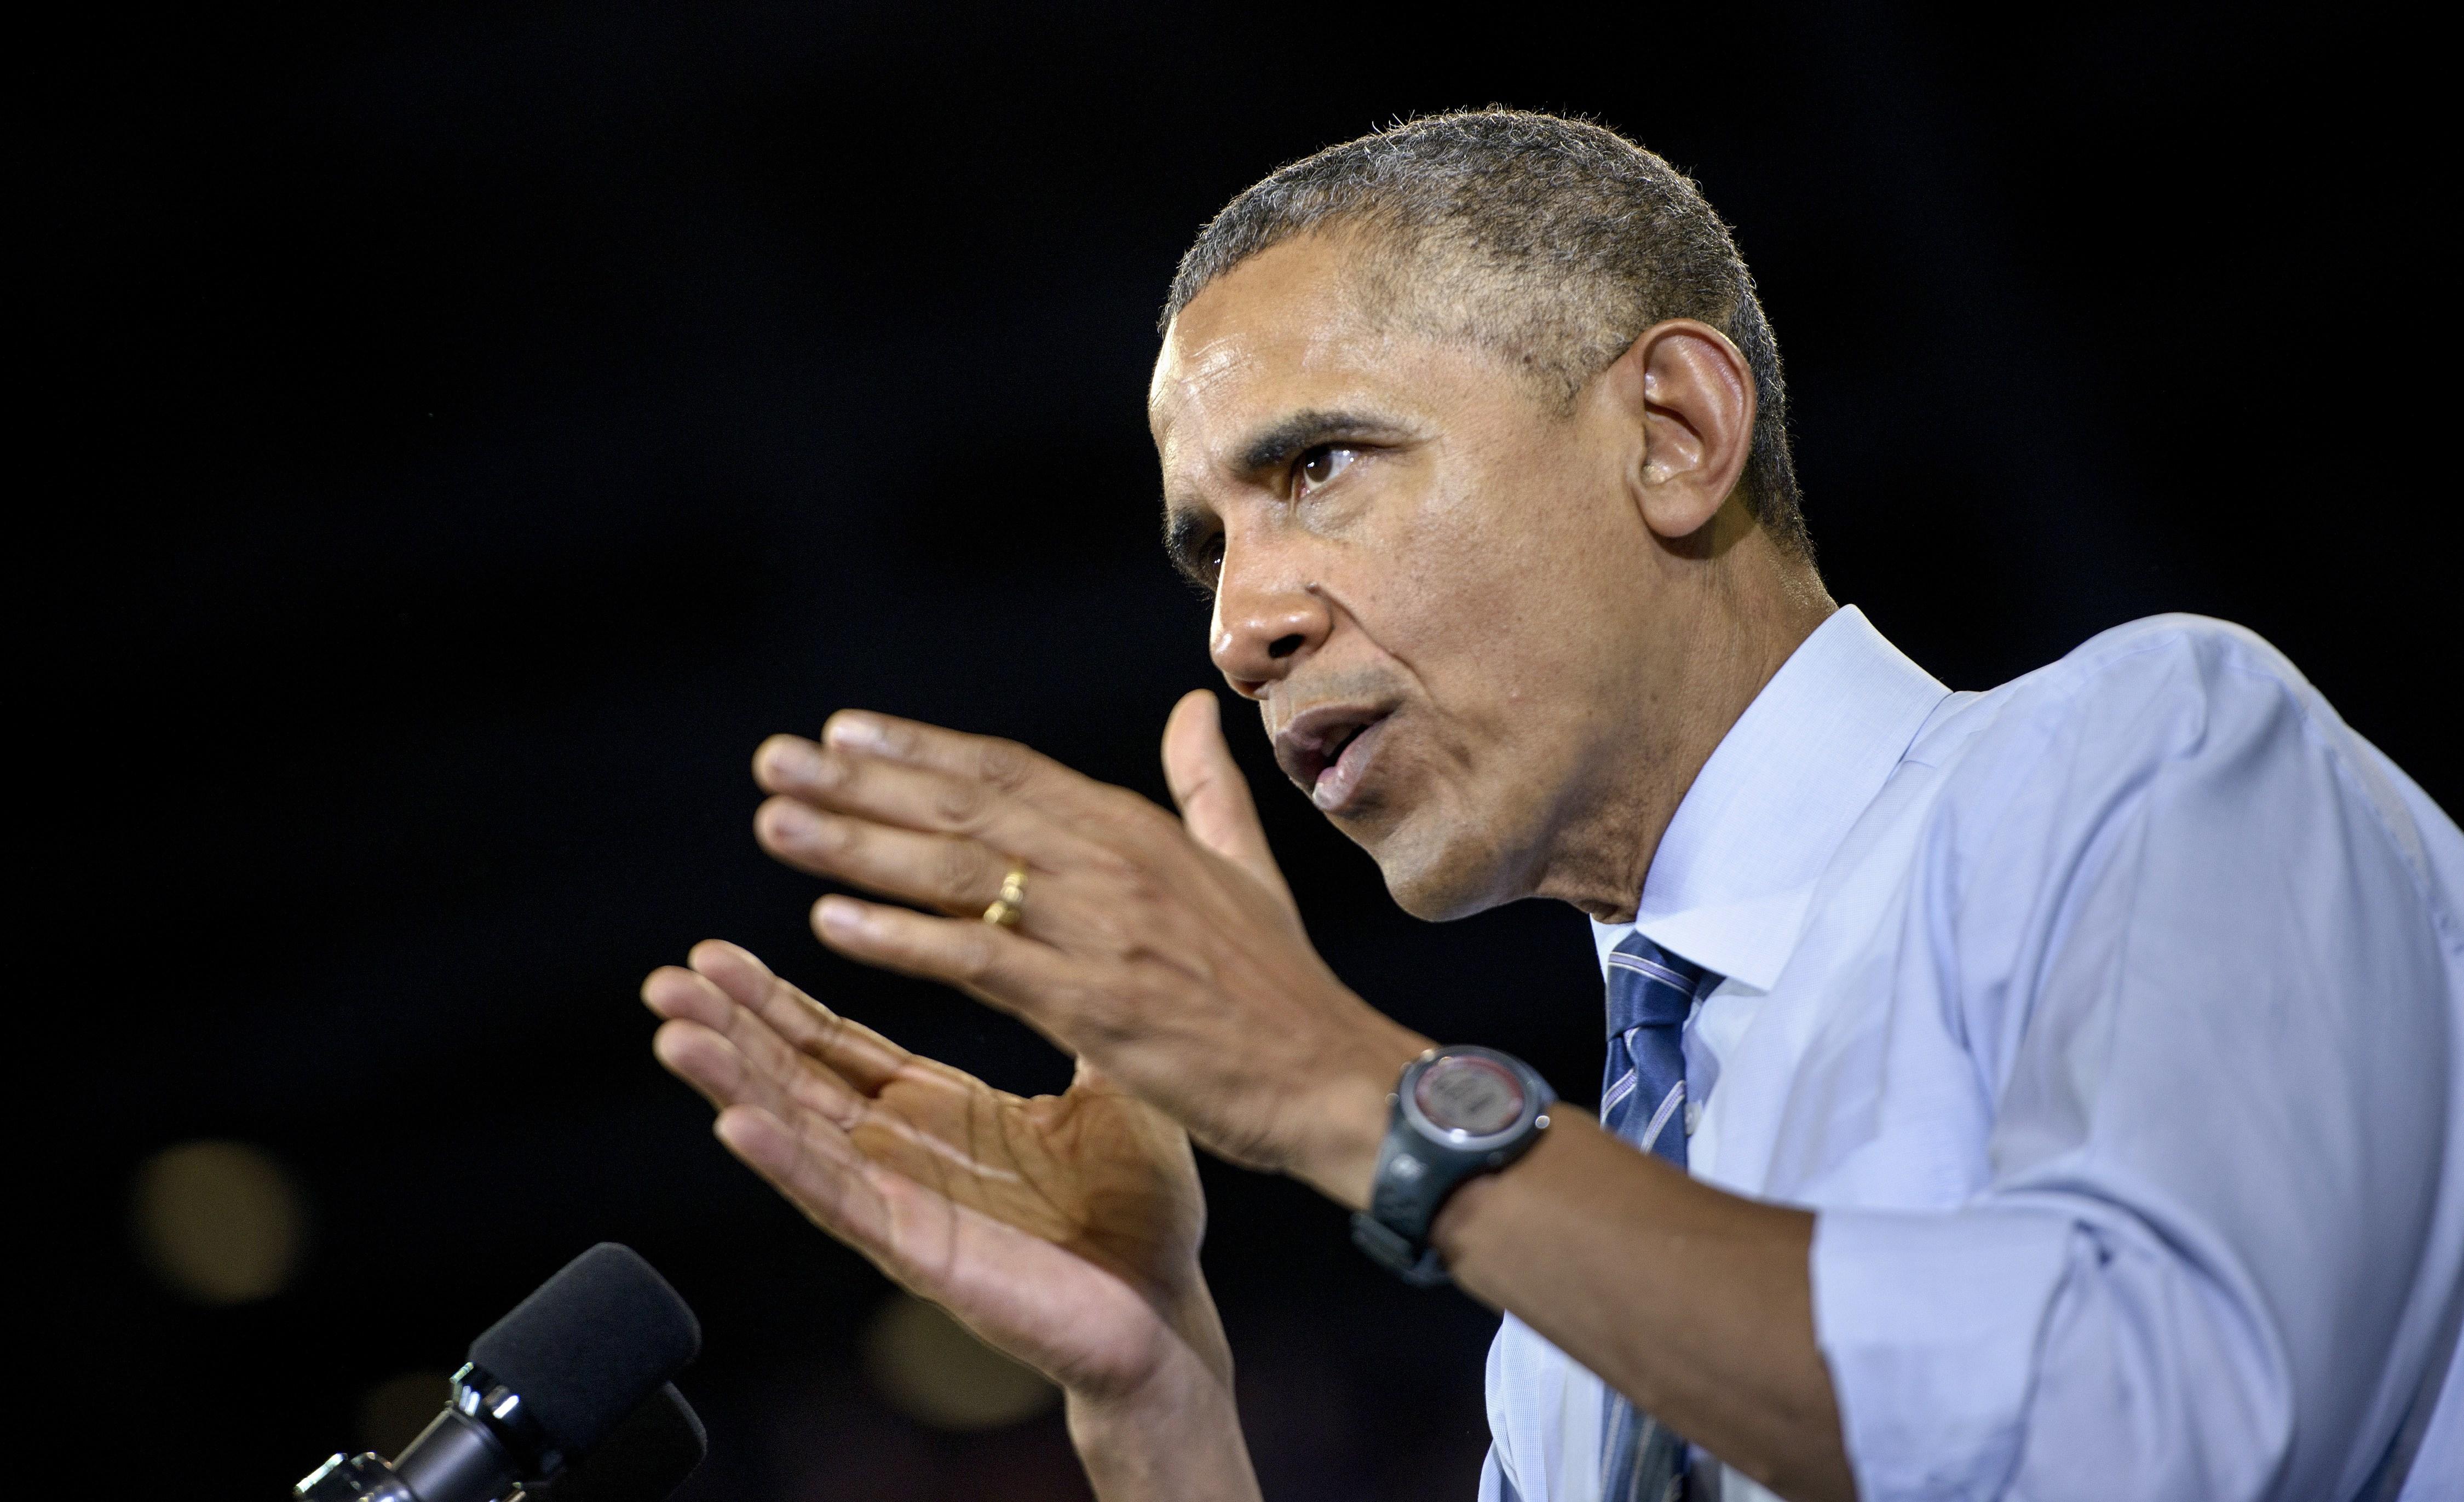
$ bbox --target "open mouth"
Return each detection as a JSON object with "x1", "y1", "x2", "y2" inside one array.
[{"x1": 1274, "y1": 705, "x2": 1394, "y2": 815}]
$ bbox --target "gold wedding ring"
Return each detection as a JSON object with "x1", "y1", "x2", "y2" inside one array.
[{"x1": 982, "y1": 861, "x2": 1029, "y2": 929}]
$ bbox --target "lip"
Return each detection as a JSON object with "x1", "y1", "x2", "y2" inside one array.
[{"x1": 1273, "y1": 701, "x2": 1395, "y2": 814}]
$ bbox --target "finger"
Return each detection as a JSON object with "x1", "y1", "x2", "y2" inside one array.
[
  {"x1": 659, "y1": 991, "x2": 1015, "y2": 1228},
  {"x1": 650, "y1": 951, "x2": 882, "y2": 1119},
  {"x1": 685, "y1": 941, "x2": 1018, "y2": 1126},
  {"x1": 684, "y1": 1015, "x2": 871, "y2": 1149},
  {"x1": 813, "y1": 894, "x2": 1079, "y2": 1037},
  {"x1": 754, "y1": 734, "x2": 1090, "y2": 862},
  {"x1": 752, "y1": 799, "x2": 1021, "y2": 919},
  {"x1": 811, "y1": 710, "x2": 1155, "y2": 831},
  {"x1": 717, "y1": 1105, "x2": 1053, "y2": 1325},
  {"x1": 1161, "y1": 688, "x2": 1293, "y2": 907},
  {"x1": 642, "y1": 963, "x2": 736, "y2": 1029},
  {"x1": 686, "y1": 939, "x2": 910, "y2": 1093},
  {"x1": 653, "y1": 1017, "x2": 798, "y2": 1121},
  {"x1": 713, "y1": 1103, "x2": 898, "y2": 1256}
]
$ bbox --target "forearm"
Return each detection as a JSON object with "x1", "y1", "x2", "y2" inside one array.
[
  {"x1": 1066, "y1": 1335, "x2": 1262, "y2": 1502},
  {"x1": 1274, "y1": 1028, "x2": 1853, "y2": 1497},
  {"x1": 1431, "y1": 1113, "x2": 1853, "y2": 1501}
]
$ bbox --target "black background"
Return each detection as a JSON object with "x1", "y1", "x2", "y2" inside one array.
[{"x1": 33, "y1": 4, "x2": 2448, "y2": 1499}]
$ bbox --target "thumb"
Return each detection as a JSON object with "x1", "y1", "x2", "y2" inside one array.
[{"x1": 1162, "y1": 688, "x2": 1294, "y2": 910}]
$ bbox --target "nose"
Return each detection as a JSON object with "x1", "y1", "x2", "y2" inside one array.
[{"x1": 1210, "y1": 552, "x2": 1329, "y2": 699}]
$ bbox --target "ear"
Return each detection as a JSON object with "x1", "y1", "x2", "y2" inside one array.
[{"x1": 1597, "y1": 319, "x2": 1758, "y2": 544}]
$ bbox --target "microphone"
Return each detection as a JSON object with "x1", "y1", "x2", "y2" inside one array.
[
  {"x1": 294, "y1": 1243, "x2": 703, "y2": 1502},
  {"x1": 516, "y1": 1383, "x2": 707, "y2": 1502}
]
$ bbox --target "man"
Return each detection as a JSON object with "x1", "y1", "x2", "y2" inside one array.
[{"x1": 640, "y1": 111, "x2": 2463, "y2": 1500}]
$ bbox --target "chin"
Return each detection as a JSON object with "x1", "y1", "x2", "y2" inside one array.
[{"x1": 1365, "y1": 817, "x2": 1532, "y2": 923}]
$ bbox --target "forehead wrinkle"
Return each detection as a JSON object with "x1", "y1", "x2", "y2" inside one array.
[
  {"x1": 1150, "y1": 240, "x2": 1472, "y2": 519},
  {"x1": 1153, "y1": 246, "x2": 1388, "y2": 419},
  {"x1": 1149, "y1": 326, "x2": 1267, "y2": 482},
  {"x1": 1158, "y1": 336, "x2": 1412, "y2": 467}
]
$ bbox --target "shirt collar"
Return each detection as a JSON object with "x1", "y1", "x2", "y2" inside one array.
[{"x1": 1590, "y1": 606, "x2": 1949, "y2": 990}]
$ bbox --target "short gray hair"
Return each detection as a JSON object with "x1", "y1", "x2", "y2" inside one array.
[{"x1": 1163, "y1": 109, "x2": 1810, "y2": 559}]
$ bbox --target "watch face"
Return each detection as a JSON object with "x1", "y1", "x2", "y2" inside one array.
[{"x1": 1413, "y1": 1054, "x2": 1526, "y2": 1137}]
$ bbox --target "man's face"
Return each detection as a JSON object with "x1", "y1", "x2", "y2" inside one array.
[{"x1": 1150, "y1": 235, "x2": 1668, "y2": 919}]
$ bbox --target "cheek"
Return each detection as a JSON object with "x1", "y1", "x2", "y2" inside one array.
[
  {"x1": 1383, "y1": 459, "x2": 1611, "y2": 682},
  {"x1": 1370, "y1": 465, "x2": 1636, "y2": 817}
]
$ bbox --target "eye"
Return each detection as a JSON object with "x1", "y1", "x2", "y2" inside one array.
[
  {"x1": 1293, "y1": 444, "x2": 1360, "y2": 499},
  {"x1": 1181, "y1": 530, "x2": 1225, "y2": 596}
]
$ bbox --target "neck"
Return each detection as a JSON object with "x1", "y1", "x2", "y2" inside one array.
[{"x1": 1536, "y1": 523, "x2": 1834, "y2": 924}]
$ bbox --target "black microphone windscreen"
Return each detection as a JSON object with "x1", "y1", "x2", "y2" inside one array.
[
  {"x1": 525, "y1": 1384, "x2": 706, "y2": 1502},
  {"x1": 469, "y1": 1244, "x2": 702, "y2": 1459}
]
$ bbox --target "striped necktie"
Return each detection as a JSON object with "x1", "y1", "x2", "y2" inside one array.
[{"x1": 1599, "y1": 932, "x2": 1714, "y2": 1502}]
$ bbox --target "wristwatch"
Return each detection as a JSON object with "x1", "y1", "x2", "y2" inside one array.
[{"x1": 1350, "y1": 1045, "x2": 1556, "y2": 1286}]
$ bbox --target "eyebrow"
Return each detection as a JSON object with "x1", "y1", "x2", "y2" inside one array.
[
  {"x1": 1158, "y1": 407, "x2": 1419, "y2": 589},
  {"x1": 1230, "y1": 407, "x2": 1413, "y2": 475}
]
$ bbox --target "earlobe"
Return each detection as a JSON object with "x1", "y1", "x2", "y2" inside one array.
[{"x1": 1626, "y1": 320, "x2": 1757, "y2": 543}]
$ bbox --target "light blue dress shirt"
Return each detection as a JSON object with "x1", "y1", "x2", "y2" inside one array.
[{"x1": 1477, "y1": 607, "x2": 2464, "y2": 1502}]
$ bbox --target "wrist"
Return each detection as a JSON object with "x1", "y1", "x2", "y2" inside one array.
[
  {"x1": 1348, "y1": 1045, "x2": 1559, "y2": 1286},
  {"x1": 1064, "y1": 1330, "x2": 1223, "y2": 1422},
  {"x1": 1153, "y1": 1269, "x2": 1236, "y2": 1392},
  {"x1": 1289, "y1": 1022, "x2": 1431, "y2": 1210},
  {"x1": 1066, "y1": 1331, "x2": 1258, "y2": 1502}
]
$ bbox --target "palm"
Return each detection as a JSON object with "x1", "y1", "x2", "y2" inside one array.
[
  {"x1": 861, "y1": 1062, "x2": 1201, "y2": 1288},
  {"x1": 644, "y1": 941, "x2": 1223, "y2": 1395}
]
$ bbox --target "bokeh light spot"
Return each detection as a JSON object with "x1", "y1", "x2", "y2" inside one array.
[
  {"x1": 861, "y1": 1292, "x2": 1057, "y2": 1430},
  {"x1": 130, "y1": 1139, "x2": 309, "y2": 1305}
]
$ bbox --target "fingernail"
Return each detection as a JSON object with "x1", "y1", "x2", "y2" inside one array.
[
  {"x1": 760, "y1": 736, "x2": 839, "y2": 787},
  {"x1": 765, "y1": 801, "x2": 822, "y2": 842},
  {"x1": 815, "y1": 895, "x2": 864, "y2": 933},
  {"x1": 824, "y1": 712, "x2": 884, "y2": 752}
]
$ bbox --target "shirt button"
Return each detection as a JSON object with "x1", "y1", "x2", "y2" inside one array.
[{"x1": 1684, "y1": 1102, "x2": 1703, "y2": 1136}]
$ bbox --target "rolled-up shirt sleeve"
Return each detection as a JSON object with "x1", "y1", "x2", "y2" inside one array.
[{"x1": 1811, "y1": 636, "x2": 2460, "y2": 1500}]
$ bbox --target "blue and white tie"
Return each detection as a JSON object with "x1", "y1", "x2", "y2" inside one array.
[{"x1": 1599, "y1": 932, "x2": 1714, "y2": 1502}]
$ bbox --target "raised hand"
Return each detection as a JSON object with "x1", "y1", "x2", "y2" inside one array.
[
  {"x1": 747, "y1": 689, "x2": 1429, "y2": 1208},
  {"x1": 643, "y1": 940, "x2": 1224, "y2": 1395}
]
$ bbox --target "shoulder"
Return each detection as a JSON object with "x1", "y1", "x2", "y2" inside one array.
[
  {"x1": 1906, "y1": 613, "x2": 2373, "y2": 804},
  {"x1": 1907, "y1": 614, "x2": 2455, "y2": 930},
  {"x1": 1917, "y1": 614, "x2": 2311, "y2": 767}
]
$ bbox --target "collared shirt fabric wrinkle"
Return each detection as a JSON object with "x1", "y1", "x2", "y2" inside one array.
[{"x1": 1475, "y1": 606, "x2": 2464, "y2": 1502}]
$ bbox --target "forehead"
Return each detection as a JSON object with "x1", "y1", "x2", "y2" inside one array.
[{"x1": 1148, "y1": 238, "x2": 1407, "y2": 474}]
